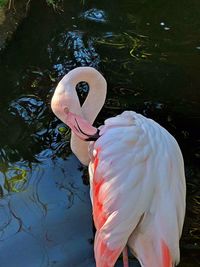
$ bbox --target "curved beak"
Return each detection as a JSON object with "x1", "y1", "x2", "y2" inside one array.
[
  {"x1": 79, "y1": 127, "x2": 100, "y2": 141},
  {"x1": 64, "y1": 110, "x2": 100, "y2": 142}
]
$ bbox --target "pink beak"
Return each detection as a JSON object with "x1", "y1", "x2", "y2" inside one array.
[{"x1": 64, "y1": 109, "x2": 100, "y2": 141}]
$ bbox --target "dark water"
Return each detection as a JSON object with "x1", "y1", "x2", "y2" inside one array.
[{"x1": 0, "y1": 0, "x2": 199, "y2": 266}]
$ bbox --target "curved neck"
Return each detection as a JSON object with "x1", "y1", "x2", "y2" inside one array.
[
  {"x1": 52, "y1": 67, "x2": 107, "y2": 165},
  {"x1": 62, "y1": 67, "x2": 107, "y2": 124}
]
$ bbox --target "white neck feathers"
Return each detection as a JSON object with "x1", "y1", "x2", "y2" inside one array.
[{"x1": 51, "y1": 67, "x2": 107, "y2": 165}]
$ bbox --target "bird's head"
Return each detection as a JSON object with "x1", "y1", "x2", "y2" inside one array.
[
  {"x1": 51, "y1": 90, "x2": 100, "y2": 142},
  {"x1": 51, "y1": 67, "x2": 106, "y2": 165},
  {"x1": 62, "y1": 107, "x2": 100, "y2": 141}
]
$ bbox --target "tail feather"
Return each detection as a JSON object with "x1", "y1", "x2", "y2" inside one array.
[
  {"x1": 95, "y1": 232, "x2": 123, "y2": 267},
  {"x1": 128, "y1": 228, "x2": 174, "y2": 267}
]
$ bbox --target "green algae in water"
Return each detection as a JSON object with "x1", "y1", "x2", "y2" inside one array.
[{"x1": 0, "y1": 164, "x2": 28, "y2": 196}]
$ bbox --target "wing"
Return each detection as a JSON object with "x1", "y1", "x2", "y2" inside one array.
[
  {"x1": 89, "y1": 111, "x2": 186, "y2": 267},
  {"x1": 89, "y1": 111, "x2": 155, "y2": 266}
]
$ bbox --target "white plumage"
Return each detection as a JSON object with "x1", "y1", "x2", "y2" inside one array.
[
  {"x1": 89, "y1": 111, "x2": 186, "y2": 267},
  {"x1": 51, "y1": 67, "x2": 186, "y2": 267}
]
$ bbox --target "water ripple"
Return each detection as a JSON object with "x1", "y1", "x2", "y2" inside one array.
[
  {"x1": 80, "y1": 8, "x2": 107, "y2": 23},
  {"x1": 48, "y1": 30, "x2": 100, "y2": 76}
]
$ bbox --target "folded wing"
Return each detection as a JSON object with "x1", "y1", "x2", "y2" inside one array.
[{"x1": 89, "y1": 111, "x2": 186, "y2": 267}]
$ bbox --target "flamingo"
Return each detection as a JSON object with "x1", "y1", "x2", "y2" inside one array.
[{"x1": 51, "y1": 67, "x2": 186, "y2": 267}]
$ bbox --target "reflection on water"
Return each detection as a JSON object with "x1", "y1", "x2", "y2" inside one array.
[
  {"x1": 0, "y1": 0, "x2": 199, "y2": 266},
  {"x1": 80, "y1": 8, "x2": 107, "y2": 23},
  {"x1": 0, "y1": 156, "x2": 95, "y2": 267},
  {"x1": 49, "y1": 30, "x2": 100, "y2": 77}
]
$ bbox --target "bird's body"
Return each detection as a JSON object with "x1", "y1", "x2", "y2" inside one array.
[
  {"x1": 88, "y1": 111, "x2": 185, "y2": 267},
  {"x1": 51, "y1": 67, "x2": 186, "y2": 267}
]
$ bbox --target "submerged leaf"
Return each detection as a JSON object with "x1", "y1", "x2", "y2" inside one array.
[{"x1": 3, "y1": 167, "x2": 28, "y2": 193}]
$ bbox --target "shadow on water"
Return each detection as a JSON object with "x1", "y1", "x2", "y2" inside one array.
[{"x1": 0, "y1": 0, "x2": 199, "y2": 266}]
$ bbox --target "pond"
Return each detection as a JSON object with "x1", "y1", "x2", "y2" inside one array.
[{"x1": 0, "y1": 0, "x2": 199, "y2": 266}]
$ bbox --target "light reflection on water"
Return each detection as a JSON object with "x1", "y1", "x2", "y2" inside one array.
[
  {"x1": 0, "y1": 0, "x2": 199, "y2": 266},
  {"x1": 0, "y1": 156, "x2": 95, "y2": 267}
]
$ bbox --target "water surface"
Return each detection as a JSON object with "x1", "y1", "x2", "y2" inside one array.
[{"x1": 0, "y1": 0, "x2": 199, "y2": 266}]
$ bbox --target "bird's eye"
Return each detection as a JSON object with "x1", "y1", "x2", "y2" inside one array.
[{"x1": 64, "y1": 107, "x2": 69, "y2": 114}]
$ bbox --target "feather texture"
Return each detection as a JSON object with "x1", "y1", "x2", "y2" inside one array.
[
  {"x1": 89, "y1": 111, "x2": 186, "y2": 267},
  {"x1": 51, "y1": 67, "x2": 186, "y2": 267}
]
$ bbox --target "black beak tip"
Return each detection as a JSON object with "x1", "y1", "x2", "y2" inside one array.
[{"x1": 85, "y1": 129, "x2": 100, "y2": 141}]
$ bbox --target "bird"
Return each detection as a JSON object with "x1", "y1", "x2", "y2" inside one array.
[{"x1": 51, "y1": 67, "x2": 186, "y2": 267}]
